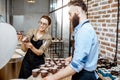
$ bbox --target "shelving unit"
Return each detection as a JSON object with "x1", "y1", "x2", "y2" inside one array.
[{"x1": 48, "y1": 40, "x2": 64, "y2": 58}]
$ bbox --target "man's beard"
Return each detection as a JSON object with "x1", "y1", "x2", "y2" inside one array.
[{"x1": 71, "y1": 13, "x2": 79, "y2": 30}]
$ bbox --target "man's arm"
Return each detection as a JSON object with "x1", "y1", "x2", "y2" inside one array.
[
  {"x1": 65, "y1": 56, "x2": 72, "y2": 62},
  {"x1": 43, "y1": 65, "x2": 76, "y2": 80}
]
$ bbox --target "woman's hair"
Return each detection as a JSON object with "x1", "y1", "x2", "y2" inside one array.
[
  {"x1": 68, "y1": 0, "x2": 87, "y2": 12},
  {"x1": 40, "y1": 15, "x2": 51, "y2": 25}
]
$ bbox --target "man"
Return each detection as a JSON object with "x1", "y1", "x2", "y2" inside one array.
[{"x1": 43, "y1": 0, "x2": 99, "y2": 80}]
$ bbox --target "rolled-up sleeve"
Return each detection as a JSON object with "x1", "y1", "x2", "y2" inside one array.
[
  {"x1": 70, "y1": 27, "x2": 92, "y2": 72},
  {"x1": 26, "y1": 29, "x2": 36, "y2": 38}
]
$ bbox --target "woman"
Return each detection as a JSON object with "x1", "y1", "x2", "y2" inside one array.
[{"x1": 19, "y1": 15, "x2": 52, "y2": 79}]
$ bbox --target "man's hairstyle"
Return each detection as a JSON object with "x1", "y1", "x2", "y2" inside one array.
[
  {"x1": 40, "y1": 15, "x2": 51, "y2": 25},
  {"x1": 68, "y1": 0, "x2": 87, "y2": 12}
]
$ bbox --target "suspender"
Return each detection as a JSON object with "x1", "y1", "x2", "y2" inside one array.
[{"x1": 81, "y1": 20, "x2": 89, "y2": 27}]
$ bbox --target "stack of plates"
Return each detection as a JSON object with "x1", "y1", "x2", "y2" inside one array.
[{"x1": 15, "y1": 49, "x2": 26, "y2": 57}]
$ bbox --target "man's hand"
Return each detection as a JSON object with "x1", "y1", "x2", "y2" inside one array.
[
  {"x1": 65, "y1": 56, "x2": 72, "y2": 63},
  {"x1": 42, "y1": 75, "x2": 56, "y2": 80}
]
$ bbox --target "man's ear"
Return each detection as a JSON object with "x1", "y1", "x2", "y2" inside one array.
[
  {"x1": 76, "y1": 6, "x2": 81, "y2": 15},
  {"x1": 76, "y1": 7, "x2": 85, "y2": 17}
]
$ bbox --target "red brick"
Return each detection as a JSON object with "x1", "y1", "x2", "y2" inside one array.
[
  {"x1": 100, "y1": 50, "x2": 106, "y2": 54},
  {"x1": 112, "y1": 9, "x2": 117, "y2": 13},
  {"x1": 98, "y1": 11, "x2": 106, "y2": 14},
  {"x1": 100, "y1": 37, "x2": 104, "y2": 40},
  {"x1": 111, "y1": 43, "x2": 116, "y2": 47},
  {"x1": 106, "y1": 20, "x2": 111, "y2": 22},
  {"x1": 102, "y1": 15, "x2": 110, "y2": 18},
  {"x1": 106, "y1": 33, "x2": 115, "y2": 38},
  {"x1": 98, "y1": 20, "x2": 105, "y2": 22},
  {"x1": 93, "y1": 3, "x2": 98, "y2": 7},
  {"x1": 102, "y1": 24, "x2": 106, "y2": 27},
  {"x1": 108, "y1": 24, "x2": 117, "y2": 27},
  {"x1": 111, "y1": 3, "x2": 118, "y2": 7},
  {"x1": 96, "y1": 32, "x2": 100, "y2": 35},
  {"x1": 102, "y1": 5, "x2": 110, "y2": 9},
  {"x1": 106, "y1": 47, "x2": 113, "y2": 52},
  {"x1": 112, "y1": 14, "x2": 117, "y2": 17},
  {"x1": 103, "y1": 28, "x2": 108, "y2": 32},
  {"x1": 101, "y1": 41, "x2": 110, "y2": 46},
  {"x1": 108, "y1": 0, "x2": 113, "y2": 3}
]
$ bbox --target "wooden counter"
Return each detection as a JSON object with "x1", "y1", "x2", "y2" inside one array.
[
  {"x1": 28, "y1": 71, "x2": 71, "y2": 80},
  {"x1": 0, "y1": 48, "x2": 25, "y2": 80}
]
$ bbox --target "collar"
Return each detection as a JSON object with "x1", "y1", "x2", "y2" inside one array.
[{"x1": 74, "y1": 19, "x2": 89, "y2": 34}]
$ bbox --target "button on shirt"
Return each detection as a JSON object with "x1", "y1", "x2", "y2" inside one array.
[{"x1": 70, "y1": 19, "x2": 99, "y2": 73}]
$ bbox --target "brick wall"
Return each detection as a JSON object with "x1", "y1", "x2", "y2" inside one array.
[{"x1": 85, "y1": 0, "x2": 120, "y2": 63}]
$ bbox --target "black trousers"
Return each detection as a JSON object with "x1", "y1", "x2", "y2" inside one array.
[{"x1": 72, "y1": 69, "x2": 97, "y2": 80}]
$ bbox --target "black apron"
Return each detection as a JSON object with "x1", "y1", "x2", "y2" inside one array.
[
  {"x1": 72, "y1": 20, "x2": 97, "y2": 80},
  {"x1": 72, "y1": 69, "x2": 97, "y2": 80},
  {"x1": 19, "y1": 35, "x2": 45, "y2": 79}
]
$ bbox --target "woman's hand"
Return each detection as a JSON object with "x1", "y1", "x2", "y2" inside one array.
[{"x1": 24, "y1": 42, "x2": 33, "y2": 49}]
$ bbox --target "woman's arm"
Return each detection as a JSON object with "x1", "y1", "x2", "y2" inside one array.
[
  {"x1": 21, "y1": 42, "x2": 28, "y2": 52},
  {"x1": 28, "y1": 39, "x2": 51, "y2": 56},
  {"x1": 22, "y1": 41, "x2": 41, "y2": 55},
  {"x1": 21, "y1": 28, "x2": 34, "y2": 52}
]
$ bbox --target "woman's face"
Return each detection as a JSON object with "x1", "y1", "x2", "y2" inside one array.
[{"x1": 38, "y1": 18, "x2": 49, "y2": 32}]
